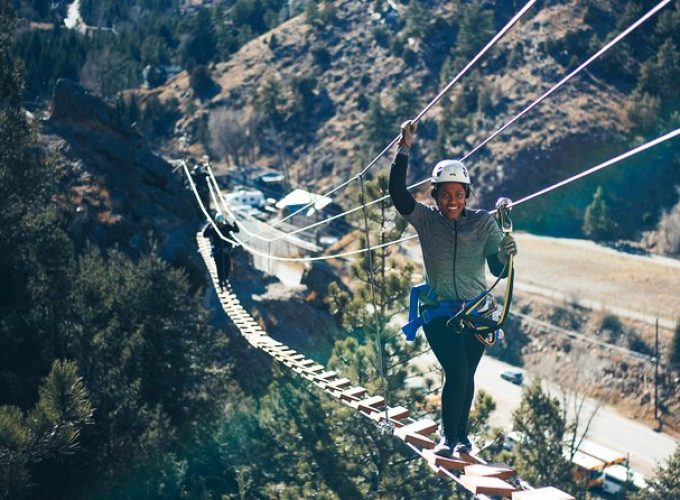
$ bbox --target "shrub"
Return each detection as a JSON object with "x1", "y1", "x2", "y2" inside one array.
[
  {"x1": 657, "y1": 196, "x2": 680, "y2": 256},
  {"x1": 582, "y1": 186, "x2": 616, "y2": 240}
]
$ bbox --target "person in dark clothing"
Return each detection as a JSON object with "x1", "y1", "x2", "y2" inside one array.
[
  {"x1": 192, "y1": 163, "x2": 212, "y2": 217},
  {"x1": 388, "y1": 120, "x2": 517, "y2": 457},
  {"x1": 203, "y1": 212, "x2": 239, "y2": 289}
]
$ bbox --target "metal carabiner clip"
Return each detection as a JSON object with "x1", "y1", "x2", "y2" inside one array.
[{"x1": 495, "y1": 197, "x2": 513, "y2": 234}]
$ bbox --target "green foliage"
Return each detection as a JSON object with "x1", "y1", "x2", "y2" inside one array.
[
  {"x1": 189, "y1": 64, "x2": 216, "y2": 99},
  {"x1": 394, "y1": 83, "x2": 419, "y2": 121},
  {"x1": 625, "y1": 90, "x2": 662, "y2": 133},
  {"x1": 305, "y1": 0, "x2": 320, "y2": 27},
  {"x1": 362, "y1": 96, "x2": 395, "y2": 152},
  {"x1": 14, "y1": 29, "x2": 89, "y2": 99},
  {"x1": 403, "y1": 0, "x2": 430, "y2": 40},
  {"x1": 0, "y1": 360, "x2": 93, "y2": 498},
  {"x1": 670, "y1": 322, "x2": 680, "y2": 369},
  {"x1": 181, "y1": 8, "x2": 217, "y2": 67},
  {"x1": 582, "y1": 186, "x2": 616, "y2": 240},
  {"x1": 312, "y1": 45, "x2": 331, "y2": 70},
  {"x1": 449, "y1": 0, "x2": 494, "y2": 68},
  {"x1": 636, "y1": 39, "x2": 680, "y2": 112},
  {"x1": 306, "y1": 0, "x2": 336, "y2": 30},
  {"x1": 467, "y1": 389, "x2": 496, "y2": 437},
  {"x1": 633, "y1": 443, "x2": 680, "y2": 499},
  {"x1": 254, "y1": 76, "x2": 285, "y2": 124},
  {"x1": 511, "y1": 381, "x2": 577, "y2": 492},
  {"x1": 323, "y1": 173, "x2": 446, "y2": 493}
]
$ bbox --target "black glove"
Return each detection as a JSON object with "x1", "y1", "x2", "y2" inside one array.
[{"x1": 499, "y1": 234, "x2": 517, "y2": 260}]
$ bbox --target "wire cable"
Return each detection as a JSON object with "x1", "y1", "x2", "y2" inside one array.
[
  {"x1": 200, "y1": 126, "x2": 680, "y2": 263},
  {"x1": 240, "y1": 0, "x2": 538, "y2": 244},
  {"x1": 242, "y1": 0, "x2": 673, "y2": 244}
]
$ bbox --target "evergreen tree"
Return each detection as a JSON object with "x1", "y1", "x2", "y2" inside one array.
[
  {"x1": 190, "y1": 64, "x2": 216, "y2": 99},
  {"x1": 403, "y1": 0, "x2": 430, "y2": 39},
  {"x1": 394, "y1": 83, "x2": 419, "y2": 121},
  {"x1": 452, "y1": 1, "x2": 494, "y2": 67},
  {"x1": 670, "y1": 322, "x2": 680, "y2": 369},
  {"x1": 305, "y1": 0, "x2": 320, "y2": 28},
  {"x1": 636, "y1": 39, "x2": 680, "y2": 111},
  {"x1": 582, "y1": 186, "x2": 616, "y2": 240},
  {"x1": 325, "y1": 173, "x2": 445, "y2": 494},
  {"x1": 362, "y1": 97, "x2": 395, "y2": 152},
  {"x1": 0, "y1": 360, "x2": 93, "y2": 498},
  {"x1": 511, "y1": 381, "x2": 578, "y2": 493},
  {"x1": 254, "y1": 76, "x2": 285, "y2": 125},
  {"x1": 633, "y1": 443, "x2": 680, "y2": 499},
  {"x1": 181, "y1": 7, "x2": 217, "y2": 67}
]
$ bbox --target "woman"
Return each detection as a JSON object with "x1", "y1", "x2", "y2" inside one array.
[{"x1": 388, "y1": 120, "x2": 517, "y2": 457}]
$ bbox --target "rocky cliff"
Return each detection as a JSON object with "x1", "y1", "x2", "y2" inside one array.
[{"x1": 43, "y1": 78, "x2": 196, "y2": 261}]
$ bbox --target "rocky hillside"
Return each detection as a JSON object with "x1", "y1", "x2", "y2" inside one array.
[{"x1": 41, "y1": 79, "x2": 197, "y2": 262}]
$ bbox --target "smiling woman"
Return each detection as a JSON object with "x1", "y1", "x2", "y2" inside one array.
[{"x1": 388, "y1": 119, "x2": 517, "y2": 458}]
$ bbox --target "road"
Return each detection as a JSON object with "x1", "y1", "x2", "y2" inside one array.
[{"x1": 410, "y1": 349, "x2": 678, "y2": 477}]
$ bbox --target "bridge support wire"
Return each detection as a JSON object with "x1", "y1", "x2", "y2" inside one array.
[
  {"x1": 358, "y1": 174, "x2": 392, "y2": 434},
  {"x1": 196, "y1": 232, "x2": 577, "y2": 499}
]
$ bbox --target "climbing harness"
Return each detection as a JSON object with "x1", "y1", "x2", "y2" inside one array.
[{"x1": 401, "y1": 198, "x2": 515, "y2": 346}]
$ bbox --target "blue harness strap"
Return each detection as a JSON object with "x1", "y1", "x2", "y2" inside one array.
[
  {"x1": 402, "y1": 283, "x2": 462, "y2": 341},
  {"x1": 401, "y1": 283, "x2": 496, "y2": 341}
]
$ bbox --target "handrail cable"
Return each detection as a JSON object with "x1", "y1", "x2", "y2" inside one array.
[
  {"x1": 240, "y1": 0, "x2": 538, "y2": 245},
  {"x1": 358, "y1": 173, "x2": 392, "y2": 431},
  {"x1": 197, "y1": 127, "x2": 680, "y2": 261},
  {"x1": 241, "y1": 0, "x2": 672, "y2": 244}
]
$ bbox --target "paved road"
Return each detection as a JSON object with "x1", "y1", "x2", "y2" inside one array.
[{"x1": 411, "y1": 350, "x2": 678, "y2": 477}]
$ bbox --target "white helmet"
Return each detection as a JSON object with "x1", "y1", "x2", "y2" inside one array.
[{"x1": 431, "y1": 159, "x2": 470, "y2": 185}]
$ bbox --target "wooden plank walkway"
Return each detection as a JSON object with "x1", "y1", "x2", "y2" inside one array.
[{"x1": 197, "y1": 232, "x2": 573, "y2": 499}]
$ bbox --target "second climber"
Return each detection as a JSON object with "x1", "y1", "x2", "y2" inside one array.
[{"x1": 204, "y1": 212, "x2": 240, "y2": 290}]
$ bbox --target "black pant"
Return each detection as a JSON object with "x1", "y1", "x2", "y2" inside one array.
[
  {"x1": 424, "y1": 318, "x2": 485, "y2": 439},
  {"x1": 216, "y1": 251, "x2": 231, "y2": 286}
]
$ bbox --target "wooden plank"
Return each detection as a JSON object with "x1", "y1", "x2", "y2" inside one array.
[
  {"x1": 512, "y1": 487, "x2": 575, "y2": 500},
  {"x1": 422, "y1": 450, "x2": 470, "y2": 470},
  {"x1": 369, "y1": 406, "x2": 409, "y2": 422},
  {"x1": 394, "y1": 419, "x2": 438, "y2": 439},
  {"x1": 464, "y1": 463, "x2": 516, "y2": 481},
  {"x1": 340, "y1": 386, "x2": 367, "y2": 401},
  {"x1": 326, "y1": 378, "x2": 351, "y2": 390},
  {"x1": 351, "y1": 395, "x2": 385, "y2": 412},
  {"x1": 394, "y1": 419, "x2": 438, "y2": 450},
  {"x1": 403, "y1": 433, "x2": 436, "y2": 449},
  {"x1": 459, "y1": 475, "x2": 516, "y2": 496},
  {"x1": 302, "y1": 364, "x2": 325, "y2": 373},
  {"x1": 314, "y1": 371, "x2": 338, "y2": 381}
]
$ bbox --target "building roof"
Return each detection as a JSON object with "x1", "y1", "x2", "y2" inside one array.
[{"x1": 275, "y1": 189, "x2": 332, "y2": 216}]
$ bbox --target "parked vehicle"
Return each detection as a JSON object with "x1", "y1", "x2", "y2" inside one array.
[
  {"x1": 601, "y1": 464, "x2": 646, "y2": 496},
  {"x1": 225, "y1": 188, "x2": 265, "y2": 209},
  {"x1": 500, "y1": 369, "x2": 523, "y2": 384}
]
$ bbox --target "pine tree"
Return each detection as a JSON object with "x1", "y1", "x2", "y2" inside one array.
[
  {"x1": 636, "y1": 39, "x2": 680, "y2": 109},
  {"x1": 670, "y1": 322, "x2": 680, "y2": 369},
  {"x1": 0, "y1": 360, "x2": 93, "y2": 497},
  {"x1": 254, "y1": 76, "x2": 285, "y2": 125},
  {"x1": 403, "y1": 0, "x2": 429, "y2": 39},
  {"x1": 582, "y1": 186, "x2": 616, "y2": 240},
  {"x1": 633, "y1": 443, "x2": 680, "y2": 499},
  {"x1": 362, "y1": 97, "x2": 395, "y2": 152},
  {"x1": 511, "y1": 380, "x2": 578, "y2": 493},
  {"x1": 324, "y1": 173, "x2": 448, "y2": 494}
]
